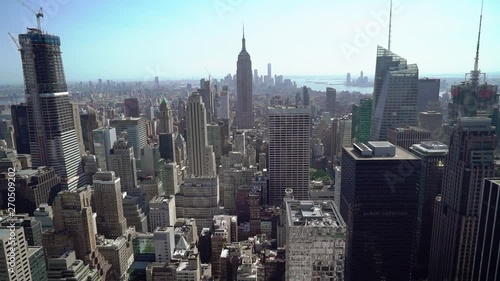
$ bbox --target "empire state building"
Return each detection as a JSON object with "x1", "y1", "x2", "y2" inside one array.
[{"x1": 235, "y1": 29, "x2": 254, "y2": 129}]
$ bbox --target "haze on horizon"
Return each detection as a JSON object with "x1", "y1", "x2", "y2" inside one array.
[{"x1": 1, "y1": 0, "x2": 499, "y2": 85}]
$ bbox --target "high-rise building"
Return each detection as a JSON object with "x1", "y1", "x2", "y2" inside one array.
[
  {"x1": 80, "y1": 108, "x2": 101, "y2": 154},
  {"x1": 471, "y1": 178, "x2": 500, "y2": 281},
  {"x1": 109, "y1": 117, "x2": 148, "y2": 161},
  {"x1": 429, "y1": 117, "x2": 496, "y2": 281},
  {"x1": 371, "y1": 46, "x2": 419, "y2": 141},
  {"x1": 386, "y1": 126, "x2": 431, "y2": 150},
  {"x1": 92, "y1": 171, "x2": 127, "y2": 239},
  {"x1": 409, "y1": 141, "x2": 448, "y2": 279},
  {"x1": 235, "y1": 30, "x2": 254, "y2": 129},
  {"x1": 97, "y1": 233, "x2": 134, "y2": 281},
  {"x1": 331, "y1": 118, "x2": 352, "y2": 160},
  {"x1": 341, "y1": 141, "x2": 420, "y2": 281},
  {"x1": 207, "y1": 123, "x2": 224, "y2": 168},
  {"x1": 109, "y1": 138, "x2": 138, "y2": 194},
  {"x1": 351, "y1": 98, "x2": 372, "y2": 143},
  {"x1": 417, "y1": 78, "x2": 440, "y2": 113},
  {"x1": 326, "y1": 87, "x2": 336, "y2": 117},
  {"x1": 302, "y1": 86, "x2": 310, "y2": 107},
  {"x1": 216, "y1": 86, "x2": 230, "y2": 121},
  {"x1": 0, "y1": 226, "x2": 32, "y2": 281},
  {"x1": 186, "y1": 92, "x2": 216, "y2": 177},
  {"x1": 267, "y1": 63, "x2": 272, "y2": 79},
  {"x1": 199, "y1": 79, "x2": 214, "y2": 123},
  {"x1": 92, "y1": 127, "x2": 117, "y2": 171},
  {"x1": 18, "y1": 28, "x2": 85, "y2": 190},
  {"x1": 28, "y1": 246, "x2": 47, "y2": 281},
  {"x1": 268, "y1": 106, "x2": 310, "y2": 204},
  {"x1": 233, "y1": 130, "x2": 246, "y2": 156},
  {"x1": 45, "y1": 251, "x2": 99, "y2": 281},
  {"x1": 11, "y1": 104, "x2": 30, "y2": 154},
  {"x1": 124, "y1": 98, "x2": 140, "y2": 118},
  {"x1": 148, "y1": 195, "x2": 176, "y2": 231},
  {"x1": 164, "y1": 162, "x2": 179, "y2": 196},
  {"x1": 285, "y1": 199, "x2": 346, "y2": 281},
  {"x1": 154, "y1": 226, "x2": 176, "y2": 263},
  {"x1": 158, "y1": 98, "x2": 174, "y2": 134},
  {"x1": 418, "y1": 111, "x2": 443, "y2": 134},
  {"x1": 0, "y1": 119, "x2": 15, "y2": 150},
  {"x1": 159, "y1": 132, "x2": 176, "y2": 163}
]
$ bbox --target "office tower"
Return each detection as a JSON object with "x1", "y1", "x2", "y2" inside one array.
[
  {"x1": 351, "y1": 98, "x2": 372, "y2": 143},
  {"x1": 0, "y1": 214, "x2": 43, "y2": 246},
  {"x1": 33, "y1": 204, "x2": 54, "y2": 231},
  {"x1": 0, "y1": 119, "x2": 15, "y2": 149},
  {"x1": 471, "y1": 178, "x2": 500, "y2": 281},
  {"x1": 124, "y1": 98, "x2": 140, "y2": 118},
  {"x1": 18, "y1": 29, "x2": 85, "y2": 190},
  {"x1": 92, "y1": 127, "x2": 117, "y2": 171},
  {"x1": 409, "y1": 141, "x2": 448, "y2": 279},
  {"x1": 11, "y1": 104, "x2": 30, "y2": 154},
  {"x1": 429, "y1": 117, "x2": 496, "y2": 281},
  {"x1": 92, "y1": 171, "x2": 127, "y2": 239},
  {"x1": 159, "y1": 133, "x2": 176, "y2": 163},
  {"x1": 175, "y1": 133, "x2": 187, "y2": 166},
  {"x1": 235, "y1": 29, "x2": 254, "y2": 129},
  {"x1": 0, "y1": 166, "x2": 59, "y2": 215},
  {"x1": 254, "y1": 69, "x2": 259, "y2": 85},
  {"x1": 122, "y1": 194, "x2": 148, "y2": 233},
  {"x1": 28, "y1": 246, "x2": 47, "y2": 281},
  {"x1": 341, "y1": 141, "x2": 420, "y2": 281},
  {"x1": 331, "y1": 118, "x2": 352, "y2": 160},
  {"x1": 267, "y1": 63, "x2": 272, "y2": 78},
  {"x1": 211, "y1": 215, "x2": 234, "y2": 278},
  {"x1": 0, "y1": 226, "x2": 32, "y2": 281},
  {"x1": 73, "y1": 102, "x2": 85, "y2": 153},
  {"x1": 158, "y1": 98, "x2": 174, "y2": 134},
  {"x1": 140, "y1": 176, "x2": 163, "y2": 208},
  {"x1": 154, "y1": 226, "x2": 176, "y2": 262},
  {"x1": 234, "y1": 130, "x2": 246, "y2": 155},
  {"x1": 386, "y1": 126, "x2": 431, "y2": 150},
  {"x1": 97, "y1": 233, "x2": 134, "y2": 281},
  {"x1": 176, "y1": 176, "x2": 220, "y2": 230},
  {"x1": 417, "y1": 78, "x2": 440, "y2": 113},
  {"x1": 207, "y1": 123, "x2": 223, "y2": 167},
  {"x1": 418, "y1": 111, "x2": 443, "y2": 134},
  {"x1": 82, "y1": 153, "x2": 98, "y2": 185},
  {"x1": 285, "y1": 200, "x2": 346, "y2": 281},
  {"x1": 199, "y1": 79, "x2": 214, "y2": 123},
  {"x1": 45, "y1": 251, "x2": 99, "y2": 281},
  {"x1": 149, "y1": 195, "x2": 176, "y2": 232},
  {"x1": 80, "y1": 108, "x2": 101, "y2": 154},
  {"x1": 154, "y1": 76, "x2": 160, "y2": 88},
  {"x1": 326, "y1": 87, "x2": 336, "y2": 117},
  {"x1": 109, "y1": 117, "x2": 148, "y2": 160},
  {"x1": 302, "y1": 86, "x2": 310, "y2": 106},
  {"x1": 109, "y1": 138, "x2": 138, "y2": 194},
  {"x1": 268, "y1": 106, "x2": 310, "y2": 204},
  {"x1": 45, "y1": 186, "x2": 110, "y2": 277},
  {"x1": 186, "y1": 92, "x2": 216, "y2": 177},
  {"x1": 220, "y1": 167, "x2": 254, "y2": 214},
  {"x1": 216, "y1": 86, "x2": 230, "y2": 121},
  {"x1": 371, "y1": 46, "x2": 419, "y2": 141},
  {"x1": 165, "y1": 162, "x2": 179, "y2": 196},
  {"x1": 140, "y1": 144, "x2": 166, "y2": 185}
]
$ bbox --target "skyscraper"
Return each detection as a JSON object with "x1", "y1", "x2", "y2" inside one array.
[
  {"x1": 92, "y1": 171, "x2": 127, "y2": 239},
  {"x1": 267, "y1": 62, "x2": 271, "y2": 78},
  {"x1": 109, "y1": 117, "x2": 148, "y2": 161},
  {"x1": 471, "y1": 178, "x2": 500, "y2": 281},
  {"x1": 331, "y1": 118, "x2": 352, "y2": 161},
  {"x1": 341, "y1": 141, "x2": 420, "y2": 281},
  {"x1": 186, "y1": 92, "x2": 216, "y2": 177},
  {"x1": 158, "y1": 98, "x2": 174, "y2": 134},
  {"x1": 92, "y1": 127, "x2": 117, "y2": 171},
  {"x1": 124, "y1": 98, "x2": 140, "y2": 118},
  {"x1": 18, "y1": 28, "x2": 85, "y2": 190},
  {"x1": 268, "y1": 106, "x2": 310, "y2": 204},
  {"x1": 351, "y1": 98, "x2": 372, "y2": 143},
  {"x1": 302, "y1": 86, "x2": 310, "y2": 106},
  {"x1": 11, "y1": 104, "x2": 30, "y2": 154},
  {"x1": 428, "y1": 117, "x2": 496, "y2": 281},
  {"x1": 371, "y1": 46, "x2": 419, "y2": 141},
  {"x1": 326, "y1": 87, "x2": 336, "y2": 116},
  {"x1": 109, "y1": 138, "x2": 138, "y2": 194},
  {"x1": 216, "y1": 86, "x2": 230, "y2": 121},
  {"x1": 417, "y1": 78, "x2": 440, "y2": 113},
  {"x1": 235, "y1": 29, "x2": 254, "y2": 129},
  {"x1": 0, "y1": 226, "x2": 32, "y2": 281}
]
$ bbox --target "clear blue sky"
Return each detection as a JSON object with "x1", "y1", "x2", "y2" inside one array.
[{"x1": 1, "y1": 0, "x2": 499, "y2": 84}]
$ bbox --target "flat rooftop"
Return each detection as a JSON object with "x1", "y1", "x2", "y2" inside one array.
[
  {"x1": 345, "y1": 144, "x2": 419, "y2": 161},
  {"x1": 285, "y1": 200, "x2": 345, "y2": 228}
]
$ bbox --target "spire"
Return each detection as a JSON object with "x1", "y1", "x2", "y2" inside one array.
[
  {"x1": 388, "y1": 0, "x2": 393, "y2": 51},
  {"x1": 471, "y1": 0, "x2": 484, "y2": 82},
  {"x1": 242, "y1": 24, "x2": 246, "y2": 51}
]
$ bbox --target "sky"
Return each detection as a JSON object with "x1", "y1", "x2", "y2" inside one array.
[{"x1": 1, "y1": 0, "x2": 499, "y2": 84}]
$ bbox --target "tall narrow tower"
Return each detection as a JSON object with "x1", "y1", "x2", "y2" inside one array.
[
  {"x1": 158, "y1": 98, "x2": 174, "y2": 134},
  {"x1": 235, "y1": 27, "x2": 254, "y2": 129},
  {"x1": 18, "y1": 26, "x2": 85, "y2": 190}
]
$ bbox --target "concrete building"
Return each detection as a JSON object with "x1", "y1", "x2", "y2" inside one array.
[
  {"x1": 124, "y1": 98, "x2": 140, "y2": 118},
  {"x1": 268, "y1": 106, "x2": 311, "y2": 204},
  {"x1": 97, "y1": 233, "x2": 134, "y2": 281},
  {"x1": 429, "y1": 117, "x2": 496, "y2": 281},
  {"x1": 326, "y1": 87, "x2": 336, "y2": 117},
  {"x1": 176, "y1": 176, "x2": 220, "y2": 230},
  {"x1": 0, "y1": 214, "x2": 42, "y2": 246},
  {"x1": 109, "y1": 117, "x2": 148, "y2": 161},
  {"x1": 341, "y1": 141, "x2": 421, "y2": 281},
  {"x1": 154, "y1": 226, "x2": 176, "y2": 263},
  {"x1": 158, "y1": 98, "x2": 174, "y2": 134},
  {"x1": 417, "y1": 78, "x2": 440, "y2": 113},
  {"x1": 28, "y1": 246, "x2": 47, "y2": 281},
  {"x1": 332, "y1": 118, "x2": 352, "y2": 160},
  {"x1": 235, "y1": 30, "x2": 254, "y2": 129},
  {"x1": 0, "y1": 119, "x2": 15, "y2": 150},
  {"x1": 418, "y1": 111, "x2": 443, "y2": 135},
  {"x1": 186, "y1": 92, "x2": 216, "y2": 177},
  {"x1": 122, "y1": 194, "x2": 148, "y2": 233},
  {"x1": 220, "y1": 167, "x2": 254, "y2": 215},
  {"x1": 159, "y1": 132, "x2": 176, "y2": 163},
  {"x1": 0, "y1": 226, "x2": 32, "y2": 281},
  {"x1": 216, "y1": 86, "x2": 230, "y2": 121},
  {"x1": 211, "y1": 215, "x2": 236, "y2": 279},
  {"x1": 371, "y1": 46, "x2": 419, "y2": 141},
  {"x1": 387, "y1": 126, "x2": 432, "y2": 150},
  {"x1": 92, "y1": 171, "x2": 128, "y2": 239},
  {"x1": 149, "y1": 195, "x2": 177, "y2": 232},
  {"x1": 284, "y1": 199, "x2": 346, "y2": 281},
  {"x1": 165, "y1": 162, "x2": 179, "y2": 197},
  {"x1": 207, "y1": 123, "x2": 224, "y2": 168},
  {"x1": 80, "y1": 108, "x2": 101, "y2": 154},
  {"x1": 109, "y1": 138, "x2": 138, "y2": 193},
  {"x1": 33, "y1": 203, "x2": 53, "y2": 231},
  {"x1": 46, "y1": 251, "x2": 99, "y2": 281},
  {"x1": 92, "y1": 127, "x2": 117, "y2": 171},
  {"x1": 82, "y1": 153, "x2": 98, "y2": 185}
]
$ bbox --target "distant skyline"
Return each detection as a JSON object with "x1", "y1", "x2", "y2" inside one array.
[{"x1": 1, "y1": 0, "x2": 500, "y2": 84}]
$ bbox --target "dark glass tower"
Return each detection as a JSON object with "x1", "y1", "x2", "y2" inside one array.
[
  {"x1": 235, "y1": 28, "x2": 254, "y2": 129},
  {"x1": 11, "y1": 104, "x2": 30, "y2": 154},
  {"x1": 18, "y1": 28, "x2": 85, "y2": 190}
]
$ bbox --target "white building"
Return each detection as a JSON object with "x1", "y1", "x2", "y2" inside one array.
[
  {"x1": 149, "y1": 195, "x2": 177, "y2": 232},
  {"x1": 0, "y1": 226, "x2": 32, "y2": 281},
  {"x1": 154, "y1": 227, "x2": 176, "y2": 263},
  {"x1": 92, "y1": 127, "x2": 117, "y2": 171}
]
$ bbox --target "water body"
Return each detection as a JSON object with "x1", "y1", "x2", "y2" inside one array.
[{"x1": 288, "y1": 76, "x2": 373, "y2": 94}]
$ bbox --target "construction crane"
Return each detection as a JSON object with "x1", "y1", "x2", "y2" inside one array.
[
  {"x1": 17, "y1": 0, "x2": 44, "y2": 30},
  {"x1": 8, "y1": 32, "x2": 20, "y2": 50}
]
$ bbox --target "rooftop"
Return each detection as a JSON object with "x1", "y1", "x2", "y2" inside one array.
[
  {"x1": 285, "y1": 200, "x2": 345, "y2": 228},
  {"x1": 347, "y1": 142, "x2": 419, "y2": 161}
]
